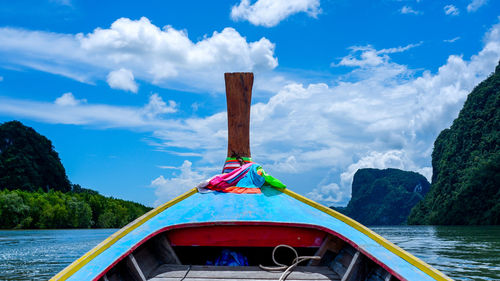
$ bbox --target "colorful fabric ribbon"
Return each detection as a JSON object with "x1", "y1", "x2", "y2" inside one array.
[{"x1": 197, "y1": 162, "x2": 286, "y2": 194}]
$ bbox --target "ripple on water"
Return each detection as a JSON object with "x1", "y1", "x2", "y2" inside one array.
[
  {"x1": 0, "y1": 229, "x2": 117, "y2": 280},
  {"x1": 372, "y1": 225, "x2": 500, "y2": 281}
]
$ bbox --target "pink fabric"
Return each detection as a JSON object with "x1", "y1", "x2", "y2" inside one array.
[{"x1": 208, "y1": 163, "x2": 253, "y2": 190}]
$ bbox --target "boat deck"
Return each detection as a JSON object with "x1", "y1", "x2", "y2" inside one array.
[{"x1": 148, "y1": 265, "x2": 341, "y2": 281}]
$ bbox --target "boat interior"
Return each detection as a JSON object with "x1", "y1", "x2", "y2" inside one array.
[{"x1": 98, "y1": 224, "x2": 398, "y2": 281}]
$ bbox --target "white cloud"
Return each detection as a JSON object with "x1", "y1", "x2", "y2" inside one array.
[
  {"x1": 0, "y1": 92, "x2": 177, "y2": 128},
  {"x1": 307, "y1": 183, "x2": 344, "y2": 205},
  {"x1": 339, "y1": 150, "x2": 421, "y2": 191},
  {"x1": 150, "y1": 160, "x2": 210, "y2": 206},
  {"x1": 0, "y1": 28, "x2": 90, "y2": 82},
  {"x1": 54, "y1": 92, "x2": 86, "y2": 106},
  {"x1": 231, "y1": 0, "x2": 320, "y2": 27},
  {"x1": 1, "y1": 20, "x2": 500, "y2": 207},
  {"x1": 0, "y1": 76, "x2": 3, "y2": 82},
  {"x1": 444, "y1": 5, "x2": 460, "y2": 16},
  {"x1": 142, "y1": 93, "x2": 177, "y2": 118},
  {"x1": 107, "y1": 68, "x2": 138, "y2": 93},
  {"x1": 334, "y1": 42, "x2": 422, "y2": 67},
  {"x1": 417, "y1": 167, "x2": 432, "y2": 182},
  {"x1": 151, "y1": 22, "x2": 500, "y2": 205},
  {"x1": 444, "y1": 37, "x2": 461, "y2": 43},
  {"x1": 467, "y1": 0, "x2": 488, "y2": 12},
  {"x1": 400, "y1": 6, "x2": 421, "y2": 15},
  {"x1": 0, "y1": 17, "x2": 278, "y2": 92}
]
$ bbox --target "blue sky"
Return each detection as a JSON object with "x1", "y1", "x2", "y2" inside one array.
[{"x1": 0, "y1": 0, "x2": 499, "y2": 207}]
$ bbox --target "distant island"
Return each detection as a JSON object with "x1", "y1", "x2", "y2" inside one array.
[
  {"x1": 0, "y1": 121, "x2": 151, "y2": 229},
  {"x1": 336, "y1": 168, "x2": 430, "y2": 225},
  {"x1": 408, "y1": 61, "x2": 500, "y2": 225}
]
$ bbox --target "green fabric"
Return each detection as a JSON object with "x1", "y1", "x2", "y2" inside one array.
[
  {"x1": 257, "y1": 167, "x2": 286, "y2": 189},
  {"x1": 225, "y1": 157, "x2": 252, "y2": 162}
]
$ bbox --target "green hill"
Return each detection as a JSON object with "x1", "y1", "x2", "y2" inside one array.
[
  {"x1": 0, "y1": 121, "x2": 71, "y2": 192},
  {"x1": 0, "y1": 121, "x2": 151, "y2": 229},
  {"x1": 341, "y1": 168, "x2": 430, "y2": 225},
  {"x1": 408, "y1": 61, "x2": 500, "y2": 225}
]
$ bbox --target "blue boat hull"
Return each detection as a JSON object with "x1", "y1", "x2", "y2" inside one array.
[{"x1": 51, "y1": 186, "x2": 452, "y2": 281}]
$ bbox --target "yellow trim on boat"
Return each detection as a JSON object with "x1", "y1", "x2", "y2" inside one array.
[
  {"x1": 281, "y1": 188, "x2": 453, "y2": 281},
  {"x1": 50, "y1": 188, "x2": 198, "y2": 281}
]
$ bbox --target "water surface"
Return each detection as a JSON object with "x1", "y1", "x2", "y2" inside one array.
[
  {"x1": 372, "y1": 226, "x2": 500, "y2": 281},
  {"x1": 0, "y1": 229, "x2": 116, "y2": 280},
  {"x1": 0, "y1": 226, "x2": 499, "y2": 280}
]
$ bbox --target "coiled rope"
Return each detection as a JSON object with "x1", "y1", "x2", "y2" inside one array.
[{"x1": 259, "y1": 244, "x2": 321, "y2": 281}]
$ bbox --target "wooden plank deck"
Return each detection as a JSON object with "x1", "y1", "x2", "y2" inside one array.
[{"x1": 148, "y1": 265, "x2": 340, "y2": 281}]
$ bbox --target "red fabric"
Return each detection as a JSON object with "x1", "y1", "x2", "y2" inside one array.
[{"x1": 209, "y1": 186, "x2": 261, "y2": 194}]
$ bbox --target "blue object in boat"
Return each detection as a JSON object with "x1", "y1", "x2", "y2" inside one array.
[{"x1": 207, "y1": 249, "x2": 249, "y2": 266}]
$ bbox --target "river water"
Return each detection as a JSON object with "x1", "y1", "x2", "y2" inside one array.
[{"x1": 0, "y1": 226, "x2": 498, "y2": 280}]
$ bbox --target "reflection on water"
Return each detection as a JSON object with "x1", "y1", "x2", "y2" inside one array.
[
  {"x1": 372, "y1": 226, "x2": 500, "y2": 281},
  {"x1": 0, "y1": 226, "x2": 499, "y2": 280}
]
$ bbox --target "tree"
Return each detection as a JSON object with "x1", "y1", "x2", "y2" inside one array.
[
  {"x1": 0, "y1": 189, "x2": 151, "y2": 229},
  {"x1": 0, "y1": 191, "x2": 29, "y2": 228}
]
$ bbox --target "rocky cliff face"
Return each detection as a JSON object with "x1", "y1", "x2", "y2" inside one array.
[
  {"x1": 408, "y1": 61, "x2": 500, "y2": 225},
  {"x1": 341, "y1": 168, "x2": 430, "y2": 225}
]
